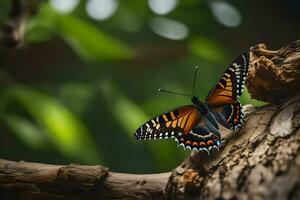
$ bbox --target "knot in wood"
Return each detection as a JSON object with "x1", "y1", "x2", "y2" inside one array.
[
  {"x1": 57, "y1": 165, "x2": 109, "y2": 191},
  {"x1": 178, "y1": 169, "x2": 201, "y2": 194}
]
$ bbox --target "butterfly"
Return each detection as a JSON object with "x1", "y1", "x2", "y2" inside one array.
[{"x1": 133, "y1": 52, "x2": 249, "y2": 153}]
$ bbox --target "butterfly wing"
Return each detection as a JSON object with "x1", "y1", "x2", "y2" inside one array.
[
  {"x1": 205, "y1": 52, "x2": 249, "y2": 132},
  {"x1": 205, "y1": 52, "x2": 250, "y2": 106},
  {"x1": 175, "y1": 102, "x2": 243, "y2": 153},
  {"x1": 133, "y1": 105, "x2": 200, "y2": 140},
  {"x1": 211, "y1": 101, "x2": 244, "y2": 131},
  {"x1": 175, "y1": 123, "x2": 221, "y2": 153}
]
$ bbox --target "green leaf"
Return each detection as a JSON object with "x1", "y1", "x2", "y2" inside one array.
[
  {"x1": 99, "y1": 81, "x2": 148, "y2": 138},
  {"x1": 1, "y1": 86, "x2": 101, "y2": 164},
  {"x1": 0, "y1": 0, "x2": 10, "y2": 24},
  {"x1": 26, "y1": 4, "x2": 133, "y2": 62},
  {"x1": 189, "y1": 37, "x2": 227, "y2": 64},
  {"x1": 26, "y1": 18, "x2": 53, "y2": 43},
  {"x1": 58, "y1": 83, "x2": 95, "y2": 114},
  {"x1": 1, "y1": 114, "x2": 48, "y2": 150}
]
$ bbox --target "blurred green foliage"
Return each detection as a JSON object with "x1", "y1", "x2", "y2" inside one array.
[
  {"x1": 0, "y1": 0, "x2": 10, "y2": 24},
  {"x1": 0, "y1": 0, "x2": 299, "y2": 173},
  {"x1": 0, "y1": 86, "x2": 100, "y2": 163},
  {"x1": 27, "y1": 4, "x2": 133, "y2": 61}
]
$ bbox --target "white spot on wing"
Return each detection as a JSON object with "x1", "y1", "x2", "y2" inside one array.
[
  {"x1": 192, "y1": 147, "x2": 199, "y2": 152},
  {"x1": 179, "y1": 143, "x2": 186, "y2": 149}
]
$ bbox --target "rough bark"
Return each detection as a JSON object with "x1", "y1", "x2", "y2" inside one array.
[
  {"x1": 0, "y1": 40, "x2": 299, "y2": 199},
  {"x1": 247, "y1": 40, "x2": 300, "y2": 103},
  {"x1": 0, "y1": 159, "x2": 170, "y2": 200}
]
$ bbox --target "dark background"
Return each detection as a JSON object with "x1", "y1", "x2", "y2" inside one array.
[{"x1": 0, "y1": 0, "x2": 299, "y2": 173}]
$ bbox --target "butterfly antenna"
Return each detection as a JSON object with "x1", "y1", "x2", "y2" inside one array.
[
  {"x1": 192, "y1": 66, "x2": 199, "y2": 97},
  {"x1": 158, "y1": 88, "x2": 192, "y2": 97}
]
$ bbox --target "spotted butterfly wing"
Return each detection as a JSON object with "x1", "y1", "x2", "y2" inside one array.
[
  {"x1": 206, "y1": 52, "x2": 249, "y2": 106},
  {"x1": 175, "y1": 122, "x2": 221, "y2": 152},
  {"x1": 211, "y1": 101, "x2": 244, "y2": 131},
  {"x1": 134, "y1": 52, "x2": 249, "y2": 152},
  {"x1": 133, "y1": 105, "x2": 222, "y2": 153},
  {"x1": 133, "y1": 106, "x2": 200, "y2": 140},
  {"x1": 206, "y1": 52, "x2": 249, "y2": 131}
]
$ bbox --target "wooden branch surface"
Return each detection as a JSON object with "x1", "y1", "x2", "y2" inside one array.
[
  {"x1": 246, "y1": 40, "x2": 300, "y2": 103},
  {"x1": 0, "y1": 40, "x2": 299, "y2": 199},
  {"x1": 0, "y1": 159, "x2": 170, "y2": 200}
]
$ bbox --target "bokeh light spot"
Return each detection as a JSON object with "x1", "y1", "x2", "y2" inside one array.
[
  {"x1": 50, "y1": 0, "x2": 79, "y2": 14},
  {"x1": 209, "y1": 1, "x2": 242, "y2": 27},
  {"x1": 150, "y1": 17, "x2": 189, "y2": 40},
  {"x1": 148, "y1": 0, "x2": 178, "y2": 15},
  {"x1": 86, "y1": 0, "x2": 118, "y2": 21}
]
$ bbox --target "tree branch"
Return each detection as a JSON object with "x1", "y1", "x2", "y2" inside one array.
[
  {"x1": 0, "y1": 159, "x2": 170, "y2": 200},
  {"x1": 0, "y1": 0, "x2": 40, "y2": 48},
  {"x1": 0, "y1": 40, "x2": 299, "y2": 199}
]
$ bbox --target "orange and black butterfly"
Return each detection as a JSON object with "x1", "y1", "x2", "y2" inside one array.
[{"x1": 133, "y1": 52, "x2": 249, "y2": 153}]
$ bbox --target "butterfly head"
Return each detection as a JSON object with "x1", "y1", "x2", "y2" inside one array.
[
  {"x1": 191, "y1": 96, "x2": 209, "y2": 114},
  {"x1": 191, "y1": 96, "x2": 200, "y2": 105}
]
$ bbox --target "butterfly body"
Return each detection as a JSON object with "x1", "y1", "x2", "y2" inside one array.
[
  {"x1": 134, "y1": 52, "x2": 250, "y2": 153},
  {"x1": 191, "y1": 97, "x2": 220, "y2": 133},
  {"x1": 191, "y1": 97, "x2": 208, "y2": 113}
]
